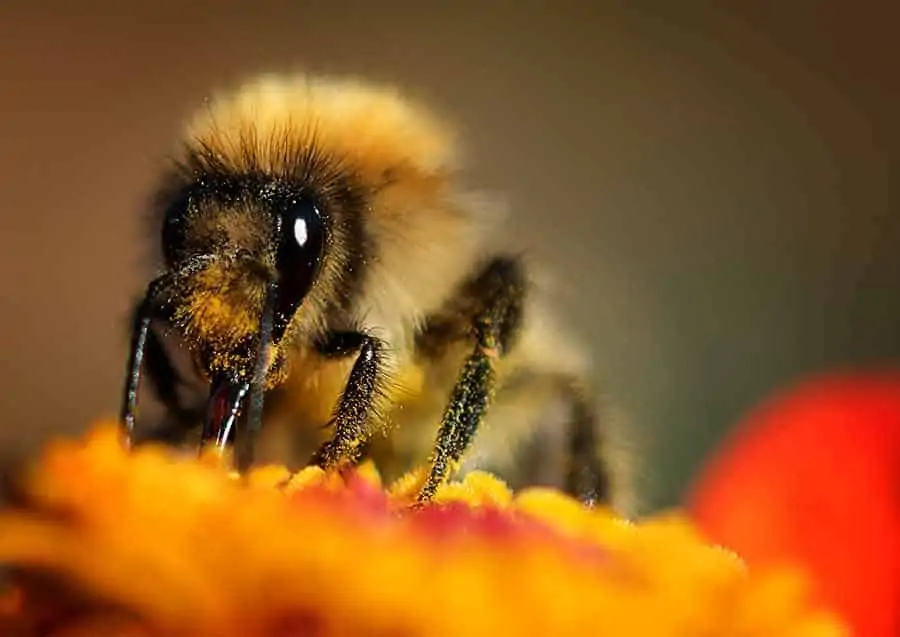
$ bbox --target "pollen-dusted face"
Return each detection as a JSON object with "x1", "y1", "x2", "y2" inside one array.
[{"x1": 159, "y1": 174, "x2": 327, "y2": 380}]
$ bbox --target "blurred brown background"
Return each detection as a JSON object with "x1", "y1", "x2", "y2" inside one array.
[{"x1": 0, "y1": 1, "x2": 896, "y2": 512}]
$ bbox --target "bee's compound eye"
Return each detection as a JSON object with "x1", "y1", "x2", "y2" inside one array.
[
  {"x1": 279, "y1": 198, "x2": 324, "y2": 276},
  {"x1": 273, "y1": 198, "x2": 326, "y2": 340}
]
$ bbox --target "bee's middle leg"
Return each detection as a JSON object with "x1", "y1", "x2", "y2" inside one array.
[{"x1": 416, "y1": 256, "x2": 526, "y2": 502}]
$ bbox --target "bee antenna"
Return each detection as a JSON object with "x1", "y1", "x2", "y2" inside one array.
[{"x1": 236, "y1": 278, "x2": 278, "y2": 471}]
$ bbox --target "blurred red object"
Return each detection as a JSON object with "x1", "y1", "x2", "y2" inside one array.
[{"x1": 686, "y1": 372, "x2": 900, "y2": 637}]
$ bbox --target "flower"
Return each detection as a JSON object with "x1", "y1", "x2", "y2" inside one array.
[
  {"x1": 0, "y1": 422, "x2": 848, "y2": 636},
  {"x1": 688, "y1": 371, "x2": 900, "y2": 637}
]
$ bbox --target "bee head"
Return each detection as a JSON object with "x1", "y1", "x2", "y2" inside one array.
[{"x1": 158, "y1": 168, "x2": 329, "y2": 383}]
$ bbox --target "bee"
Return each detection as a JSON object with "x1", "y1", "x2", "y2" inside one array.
[{"x1": 120, "y1": 72, "x2": 630, "y2": 510}]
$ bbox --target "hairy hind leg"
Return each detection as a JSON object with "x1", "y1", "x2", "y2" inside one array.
[{"x1": 463, "y1": 370, "x2": 622, "y2": 509}]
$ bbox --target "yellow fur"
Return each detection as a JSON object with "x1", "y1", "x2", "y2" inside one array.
[
  {"x1": 186, "y1": 74, "x2": 459, "y2": 183},
  {"x1": 182, "y1": 74, "x2": 499, "y2": 368},
  {"x1": 144, "y1": 72, "x2": 632, "y2": 515}
]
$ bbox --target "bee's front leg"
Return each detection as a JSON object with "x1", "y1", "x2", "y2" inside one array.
[
  {"x1": 122, "y1": 285, "x2": 203, "y2": 447},
  {"x1": 309, "y1": 331, "x2": 390, "y2": 469}
]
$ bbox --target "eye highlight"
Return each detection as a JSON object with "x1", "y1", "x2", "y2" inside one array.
[
  {"x1": 273, "y1": 197, "x2": 326, "y2": 341},
  {"x1": 293, "y1": 217, "x2": 309, "y2": 247}
]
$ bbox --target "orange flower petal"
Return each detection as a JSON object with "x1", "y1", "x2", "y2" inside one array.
[{"x1": 0, "y1": 422, "x2": 849, "y2": 637}]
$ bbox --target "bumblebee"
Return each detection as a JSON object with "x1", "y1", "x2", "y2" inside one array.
[{"x1": 121, "y1": 73, "x2": 630, "y2": 509}]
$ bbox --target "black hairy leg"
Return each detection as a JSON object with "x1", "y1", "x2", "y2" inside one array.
[
  {"x1": 309, "y1": 330, "x2": 388, "y2": 469},
  {"x1": 562, "y1": 380, "x2": 611, "y2": 505},
  {"x1": 415, "y1": 256, "x2": 526, "y2": 502},
  {"x1": 121, "y1": 257, "x2": 220, "y2": 446},
  {"x1": 121, "y1": 291, "x2": 203, "y2": 446},
  {"x1": 488, "y1": 371, "x2": 613, "y2": 506}
]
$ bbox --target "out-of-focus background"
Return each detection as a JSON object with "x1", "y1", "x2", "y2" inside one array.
[{"x1": 0, "y1": 1, "x2": 896, "y2": 512}]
